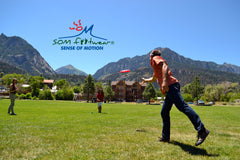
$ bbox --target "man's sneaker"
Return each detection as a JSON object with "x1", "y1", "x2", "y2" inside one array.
[
  {"x1": 157, "y1": 137, "x2": 170, "y2": 143},
  {"x1": 10, "y1": 113, "x2": 17, "y2": 115},
  {"x1": 195, "y1": 129, "x2": 210, "y2": 146}
]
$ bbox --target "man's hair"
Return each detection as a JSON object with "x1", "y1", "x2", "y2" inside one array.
[
  {"x1": 150, "y1": 50, "x2": 162, "y2": 58},
  {"x1": 98, "y1": 89, "x2": 103, "y2": 94},
  {"x1": 12, "y1": 78, "x2": 17, "y2": 83}
]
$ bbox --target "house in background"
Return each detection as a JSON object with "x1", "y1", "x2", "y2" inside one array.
[
  {"x1": 111, "y1": 80, "x2": 147, "y2": 102},
  {"x1": 43, "y1": 79, "x2": 54, "y2": 89}
]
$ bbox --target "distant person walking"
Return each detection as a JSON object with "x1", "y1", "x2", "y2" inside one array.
[
  {"x1": 96, "y1": 89, "x2": 104, "y2": 113},
  {"x1": 140, "y1": 50, "x2": 209, "y2": 146},
  {"x1": 8, "y1": 78, "x2": 18, "y2": 115}
]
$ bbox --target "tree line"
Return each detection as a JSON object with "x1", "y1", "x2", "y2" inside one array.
[
  {"x1": 0, "y1": 73, "x2": 114, "y2": 102},
  {"x1": 141, "y1": 76, "x2": 240, "y2": 104},
  {"x1": 1, "y1": 73, "x2": 240, "y2": 104}
]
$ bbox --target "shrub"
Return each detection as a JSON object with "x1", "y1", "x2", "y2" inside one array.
[
  {"x1": 32, "y1": 96, "x2": 39, "y2": 100},
  {"x1": 55, "y1": 90, "x2": 64, "y2": 100},
  {"x1": 220, "y1": 94, "x2": 229, "y2": 102},
  {"x1": 25, "y1": 93, "x2": 32, "y2": 99},
  {"x1": 63, "y1": 88, "x2": 74, "y2": 100},
  {"x1": 45, "y1": 90, "x2": 54, "y2": 100},
  {"x1": 19, "y1": 94, "x2": 25, "y2": 99},
  {"x1": 39, "y1": 90, "x2": 54, "y2": 100},
  {"x1": 72, "y1": 86, "x2": 81, "y2": 93},
  {"x1": 18, "y1": 93, "x2": 32, "y2": 99},
  {"x1": 31, "y1": 88, "x2": 40, "y2": 97},
  {"x1": 55, "y1": 88, "x2": 74, "y2": 100},
  {"x1": 182, "y1": 93, "x2": 193, "y2": 102},
  {"x1": 39, "y1": 91, "x2": 45, "y2": 100}
]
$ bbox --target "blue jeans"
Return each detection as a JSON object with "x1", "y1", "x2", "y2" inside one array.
[{"x1": 161, "y1": 83, "x2": 205, "y2": 140}]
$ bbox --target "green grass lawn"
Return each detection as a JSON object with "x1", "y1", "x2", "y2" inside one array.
[{"x1": 0, "y1": 99, "x2": 239, "y2": 160}]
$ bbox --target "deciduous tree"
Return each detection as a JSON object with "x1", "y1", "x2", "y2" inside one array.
[{"x1": 143, "y1": 83, "x2": 156, "y2": 104}]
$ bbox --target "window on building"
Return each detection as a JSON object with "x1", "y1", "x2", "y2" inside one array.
[{"x1": 120, "y1": 86, "x2": 124, "y2": 90}]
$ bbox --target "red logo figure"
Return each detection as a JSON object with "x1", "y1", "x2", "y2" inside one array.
[{"x1": 69, "y1": 20, "x2": 83, "y2": 31}]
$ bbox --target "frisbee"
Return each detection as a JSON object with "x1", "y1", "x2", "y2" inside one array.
[{"x1": 120, "y1": 69, "x2": 130, "y2": 73}]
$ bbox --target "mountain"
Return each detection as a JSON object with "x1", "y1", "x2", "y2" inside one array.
[
  {"x1": 0, "y1": 61, "x2": 27, "y2": 74},
  {"x1": 55, "y1": 64, "x2": 88, "y2": 76},
  {"x1": 93, "y1": 55, "x2": 149, "y2": 80},
  {"x1": 155, "y1": 47, "x2": 240, "y2": 74},
  {"x1": 93, "y1": 47, "x2": 240, "y2": 86},
  {"x1": 0, "y1": 33, "x2": 56, "y2": 75}
]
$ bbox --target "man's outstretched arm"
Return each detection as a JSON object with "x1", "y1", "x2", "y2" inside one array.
[{"x1": 140, "y1": 76, "x2": 157, "y2": 85}]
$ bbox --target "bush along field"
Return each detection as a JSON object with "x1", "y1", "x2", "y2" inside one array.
[{"x1": 0, "y1": 99, "x2": 239, "y2": 160}]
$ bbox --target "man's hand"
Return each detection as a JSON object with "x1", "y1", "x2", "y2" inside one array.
[{"x1": 140, "y1": 78, "x2": 146, "y2": 85}]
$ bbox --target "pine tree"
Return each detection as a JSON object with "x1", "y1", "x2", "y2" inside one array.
[
  {"x1": 189, "y1": 76, "x2": 204, "y2": 102},
  {"x1": 83, "y1": 74, "x2": 95, "y2": 102}
]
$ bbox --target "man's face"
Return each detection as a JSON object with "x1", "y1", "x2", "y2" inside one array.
[{"x1": 150, "y1": 55, "x2": 153, "y2": 61}]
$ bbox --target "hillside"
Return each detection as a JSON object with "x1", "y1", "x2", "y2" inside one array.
[
  {"x1": 100, "y1": 65, "x2": 240, "y2": 88},
  {"x1": 93, "y1": 55, "x2": 150, "y2": 80},
  {"x1": 0, "y1": 33, "x2": 56, "y2": 76},
  {"x1": 155, "y1": 47, "x2": 240, "y2": 74},
  {"x1": 94, "y1": 47, "x2": 240, "y2": 87},
  {"x1": 55, "y1": 65, "x2": 88, "y2": 76},
  {"x1": 94, "y1": 47, "x2": 240, "y2": 80},
  {"x1": 0, "y1": 61, "x2": 27, "y2": 74}
]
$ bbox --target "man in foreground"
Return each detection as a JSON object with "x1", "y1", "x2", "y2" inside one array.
[{"x1": 141, "y1": 50, "x2": 209, "y2": 146}]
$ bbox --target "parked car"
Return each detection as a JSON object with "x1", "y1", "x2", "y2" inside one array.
[
  {"x1": 197, "y1": 100, "x2": 205, "y2": 106},
  {"x1": 92, "y1": 97, "x2": 97, "y2": 103},
  {"x1": 208, "y1": 101, "x2": 215, "y2": 105}
]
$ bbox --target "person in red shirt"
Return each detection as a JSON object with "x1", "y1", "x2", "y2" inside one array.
[
  {"x1": 141, "y1": 50, "x2": 209, "y2": 146},
  {"x1": 96, "y1": 89, "x2": 104, "y2": 113}
]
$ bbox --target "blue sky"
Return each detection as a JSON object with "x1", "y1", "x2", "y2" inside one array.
[{"x1": 1, "y1": 0, "x2": 240, "y2": 75}]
